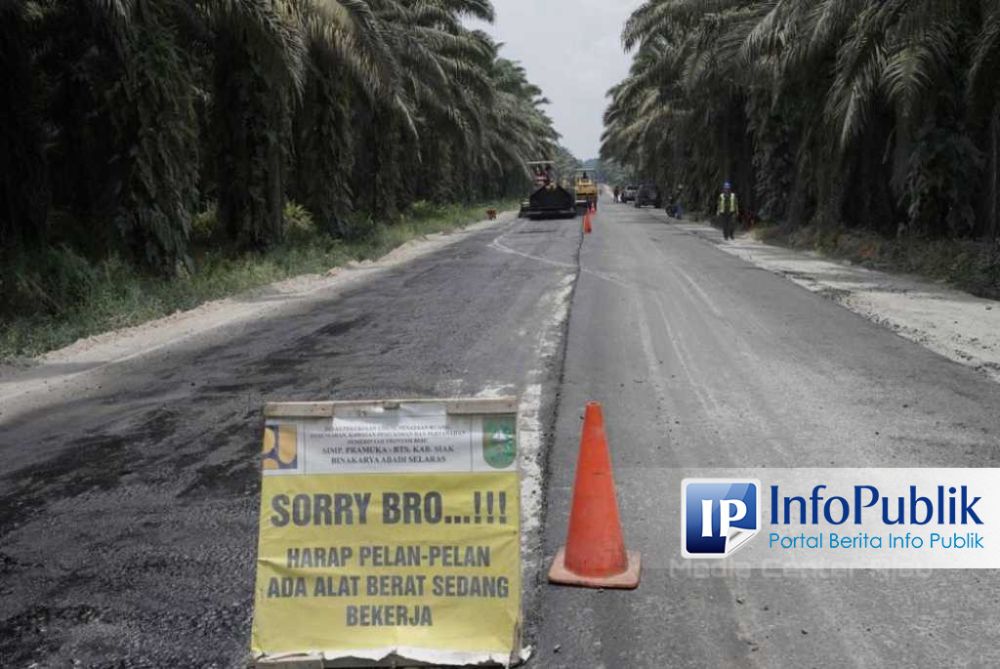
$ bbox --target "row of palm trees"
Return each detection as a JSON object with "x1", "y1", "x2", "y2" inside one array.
[
  {"x1": 603, "y1": 0, "x2": 1000, "y2": 240},
  {"x1": 0, "y1": 0, "x2": 560, "y2": 273}
]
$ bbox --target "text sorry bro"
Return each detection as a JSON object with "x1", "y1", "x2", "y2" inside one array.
[{"x1": 270, "y1": 492, "x2": 442, "y2": 527}]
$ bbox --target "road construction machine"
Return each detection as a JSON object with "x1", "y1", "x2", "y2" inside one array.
[
  {"x1": 518, "y1": 161, "x2": 578, "y2": 220},
  {"x1": 574, "y1": 170, "x2": 599, "y2": 211}
]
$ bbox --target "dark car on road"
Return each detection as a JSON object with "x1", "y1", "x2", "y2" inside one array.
[{"x1": 634, "y1": 183, "x2": 661, "y2": 208}]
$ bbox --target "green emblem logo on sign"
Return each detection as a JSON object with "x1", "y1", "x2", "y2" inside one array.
[{"x1": 482, "y1": 416, "x2": 517, "y2": 469}]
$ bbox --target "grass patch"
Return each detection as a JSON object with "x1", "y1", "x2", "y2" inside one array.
[
  {"x1": 757, "y1": 224, "x2": 1000, "y2": 300},
  {"x1": 0, "y1": 199, "x2": 516, "y2": 361}
]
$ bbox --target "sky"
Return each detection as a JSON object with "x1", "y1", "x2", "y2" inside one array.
[{"x1": 470, "y1": 1, "x2": 645, "y2": 161}]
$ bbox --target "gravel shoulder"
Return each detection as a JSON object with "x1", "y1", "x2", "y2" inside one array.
[{"x1": 675, "y1": 220, "x2": 1000, "y2": 383}]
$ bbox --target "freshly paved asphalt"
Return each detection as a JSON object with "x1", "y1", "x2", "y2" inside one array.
[
  {"x1": 0, "y1": 216, "x2": 579, "y2": 667},
  {"x1": 535, "y1": 202, "x2": 1000, "y2": 667}
]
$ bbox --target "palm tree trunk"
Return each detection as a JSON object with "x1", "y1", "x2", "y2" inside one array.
[
  {"x1": 371, "y1": 106, "x2": 379, "y2": 216},
  {"x1": 268, "y1": 135, "x2": 283, "y2": 243},
  {"x1": 0, "y1": 5, "x2": 49, "y2": 250},
  {"x1": 990, "y1": 109, "x2": 999, "y2": 241}
]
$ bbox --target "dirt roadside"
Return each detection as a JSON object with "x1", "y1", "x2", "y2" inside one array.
[
  {"x1": 0, "y1": 213, "x2": 517, "y2": 421},
  {"x1": 675, "y1": 220, "x2": 1000, "y2": 383}
]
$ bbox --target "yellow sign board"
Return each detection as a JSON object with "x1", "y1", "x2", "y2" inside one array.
[{"x1": 251, "y1": 399, "x2": 522, "y2": 666}]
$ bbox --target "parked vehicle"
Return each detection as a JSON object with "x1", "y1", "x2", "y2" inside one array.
[
  {"x1": 621, "y1": 185, "x2": 639, "y2": 202},
  {"x1": 634, "y1": 184, "x2": 661, "y2": 208}
]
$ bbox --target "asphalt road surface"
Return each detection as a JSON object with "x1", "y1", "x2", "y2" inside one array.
[
  {"x1": 537, "y1": 202, "x2": 1000, "y2": 667},
  {"x1": 3, "y1": 200, "x2": 1000, "y2": 668},
  {"x1": 0, "y1": 216, "x2": 579, "y2": 667}
]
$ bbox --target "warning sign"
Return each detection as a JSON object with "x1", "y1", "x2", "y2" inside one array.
[{"x1": 251, "y1": 399, "x2": 522, "y2": 666}]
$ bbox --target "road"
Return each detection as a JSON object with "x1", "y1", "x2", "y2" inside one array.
[
  {"x1": 2, "y1": 200, "x2": 999, "y2": 667},
  {"x1": 537, "y1": 202, "x2": 1000, "y2": 667},
  {"x1": 0, "y1": 216, "x2": 578, "y2": 667}
]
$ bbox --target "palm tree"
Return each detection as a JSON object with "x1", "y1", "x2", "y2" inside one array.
[
  {"x1": 970, "y1": 0, "x2": 1000, "y2": 240},
  {"x1": 0, "y1": 0, "x2": 49, "y2": 252},
  {"x1": 2, "y1": 0, "x2": 564, "y2": 283},
  {"x1": 202, "y1": 0, "x2": 305, "y2": 250},
  {"x1": 609, "y1": 0, "x2": 1000, "y2": 240},
  {"x1": 7, "y1": 0, "x2": 202, "y2": 272},
  {"x1": 291, "y1": 0, "x2": 396, "y2": 234}
]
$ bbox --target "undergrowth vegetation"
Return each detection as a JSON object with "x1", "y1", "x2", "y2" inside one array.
[
  {"x1": 757, "y1": 225, "x2": 1000, "y2": 300},
  {"x1": 0, "y1": 200, "x2": 515, "y2": 360}
]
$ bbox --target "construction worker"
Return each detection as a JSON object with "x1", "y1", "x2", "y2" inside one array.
[{"x1": 717, "y1": 181, "x2": 739, "y2": 240}]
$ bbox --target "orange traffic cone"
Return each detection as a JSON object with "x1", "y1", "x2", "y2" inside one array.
[
  {"x1": 584, "y1": 213, "x2": 593, "y2": 234},
  {"x1": 548, "y1": 402, "x2": 641, "y2": 589}
]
